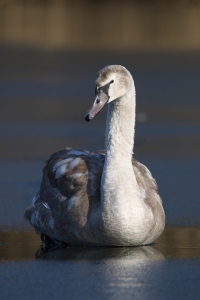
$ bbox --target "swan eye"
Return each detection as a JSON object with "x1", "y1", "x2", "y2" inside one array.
[{"x1": 110, "y1": 80, "x2": 114, "y2": 84}]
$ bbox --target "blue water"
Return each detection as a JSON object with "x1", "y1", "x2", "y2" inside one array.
[{"x1": 1, "y1": 258, "x2": 200, "y2": 300}]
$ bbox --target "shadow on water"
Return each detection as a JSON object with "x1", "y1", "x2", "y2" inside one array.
[{"x1": 1, "y1": 228, "x2": 200, "y2": 261}]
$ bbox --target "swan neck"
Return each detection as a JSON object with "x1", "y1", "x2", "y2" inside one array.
[
  {"x1": 99, "y1": 82, "x2": 140, "y2": 228},
  {"x1": 105, "y1": 84, "x2": 136, "y2": 164}
]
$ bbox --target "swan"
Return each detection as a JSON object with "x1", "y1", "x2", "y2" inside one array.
[{"x1": 25, "y1": 65, "x2": 165, "y2": 249}]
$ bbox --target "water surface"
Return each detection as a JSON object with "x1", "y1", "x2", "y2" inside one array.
[
  {"x1": 0, "y1": 47, "x2": 200, "y2": 299},
  {"x1": 1, "y1": 228, "x2": 200, "y2": 261},
  {"x1": 1, "y1": 229, "x2": 200, "y2": 300}
]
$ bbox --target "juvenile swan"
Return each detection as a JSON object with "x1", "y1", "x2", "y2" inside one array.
[{"x1": 25, "y1": 65, "x2": 165, "y2": 248}]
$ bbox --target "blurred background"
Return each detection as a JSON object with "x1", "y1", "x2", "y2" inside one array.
[
  {"x1": 0, "y1": 0, "x2": 200, "y2": 229},
  {"x1": 1, "y1": 0, "x2": 200, "y2": 50}
]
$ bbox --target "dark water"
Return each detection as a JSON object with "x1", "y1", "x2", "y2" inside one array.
[
  {"x1": 1, "y1": 229, "x2": 200, "y2": 300},
  {"x1": 1, "y1": 228, "x2": 200, "y2": 261},
  {"x1": 0, "y1": 46, "x2": 200, "y2": 299}
]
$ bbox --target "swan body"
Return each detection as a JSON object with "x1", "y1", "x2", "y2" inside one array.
[{"x1": 25, "y1": 65, "x2": 165, "y2": 247}]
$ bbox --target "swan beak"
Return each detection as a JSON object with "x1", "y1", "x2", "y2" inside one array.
[{"x1": 85, "y1": 94, "x2": 109, "y2": 122}]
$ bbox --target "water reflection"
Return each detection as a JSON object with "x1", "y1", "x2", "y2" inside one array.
[
  {"x1": 1, "y1": 228, "x2": 200, "y2": 261},
  {"x1": 0, "y1": 230, "x2": 39, "y2": 261},
  {"x1": 35, "y1": 245, "x2": 164, "y2": 261},
  {"x1": 156, "y1": 228, "x2": 200, "y2": 259}
]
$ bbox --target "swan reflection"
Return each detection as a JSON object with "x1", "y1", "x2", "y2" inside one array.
[{"x1": 35, "y1": 245, "x2": 164, "y2": 261}]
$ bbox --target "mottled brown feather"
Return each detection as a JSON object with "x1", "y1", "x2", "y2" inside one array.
[{"x1": 25, "y1": 147, "x2": 162, "y2": 242}]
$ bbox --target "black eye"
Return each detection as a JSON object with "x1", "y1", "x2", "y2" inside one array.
[
  {"x1": 110, "y1": 80, "x2": 114, "y2": 84},
  {"x1": 96, "y1": 99, "x2": 100, "y2": 104}
]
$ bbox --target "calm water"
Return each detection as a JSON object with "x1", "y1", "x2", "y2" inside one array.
[
  {"x1": 0, "y1": 46, "x2": 200, "y2": 299},
  {"x1": 0, "y1": 229, "x2": 200, "y2": 300},
  {"x1": 1, "y1": 228, "x2": 200, "y2": 261}
]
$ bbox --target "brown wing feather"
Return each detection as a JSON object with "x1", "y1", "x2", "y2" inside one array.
[
  {"x1": 25, "y1": 148, "x2": 104, "y2": 236},
  {"x1": 25, "y1": 148, "x2": 161, "y2": 238}
]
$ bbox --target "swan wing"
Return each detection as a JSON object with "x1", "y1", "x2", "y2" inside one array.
[{"x1": 24, "y1": 148, "x2": 105, "y2": 236}]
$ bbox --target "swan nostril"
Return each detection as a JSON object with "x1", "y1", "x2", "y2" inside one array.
[{"x1": 96, "y1": 99, "x2": 100, "y2": 104}]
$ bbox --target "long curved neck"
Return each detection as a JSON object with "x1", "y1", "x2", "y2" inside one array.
[
  {"x1": 105, "y1": 82, "x2": 136, "y2": 167},
  {"x1": 100, "y1": 81, "x2": 140, "y2": 216}
]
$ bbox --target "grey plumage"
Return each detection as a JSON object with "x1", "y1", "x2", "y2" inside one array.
[{"x1": 25, "y1": 147, "x2": 163, "y2": 245}]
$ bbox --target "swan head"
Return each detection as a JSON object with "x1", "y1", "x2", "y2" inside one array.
[{"x1": 85, "y1": 65, "x2": 132, "y2": 122}]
